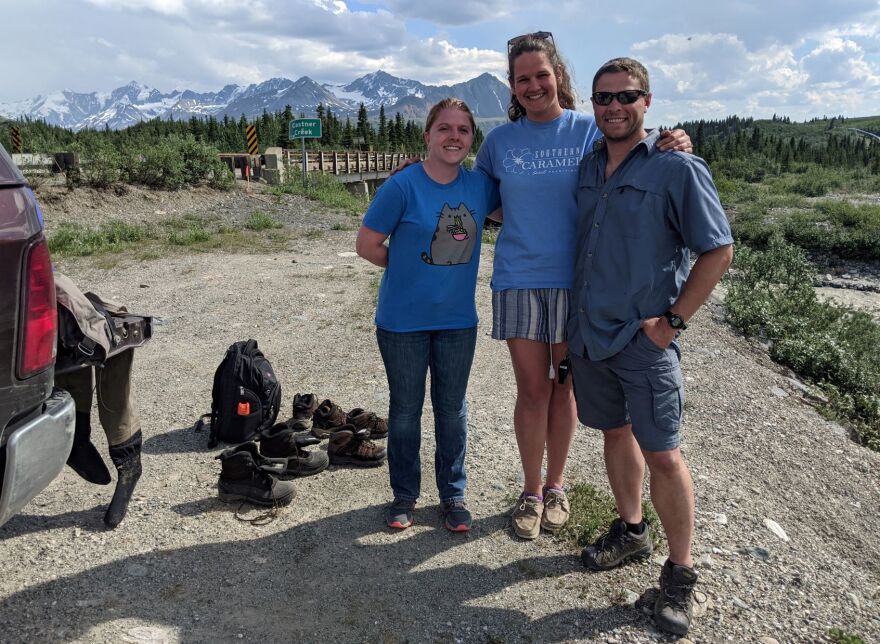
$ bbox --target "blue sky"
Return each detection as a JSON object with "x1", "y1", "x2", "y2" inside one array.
[{"x1": 2, "y1": 0, "x2": 879, "y2": 124}]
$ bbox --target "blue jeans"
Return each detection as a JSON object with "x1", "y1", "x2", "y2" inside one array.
[{"x1": 376, "y1": 326, "x2": 477, "y2": 504}]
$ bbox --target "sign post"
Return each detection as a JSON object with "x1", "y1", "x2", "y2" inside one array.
[{"x1": 289, "y1": 118, "x2": 322, "y2": 186}]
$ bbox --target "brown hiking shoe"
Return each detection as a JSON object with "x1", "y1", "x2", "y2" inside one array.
[
  {"x1": 328, "y1": 425, "x2": 386, "y2": 467},
  {"x1": 290, "y1": 393, "x2": 319, "y2": 431},
  {"x1": 311, "y1": 399, "x2": 347, "y2": 438},
  {"x1": 346, "y1": 407, "x2": 388, "y2": 439}
]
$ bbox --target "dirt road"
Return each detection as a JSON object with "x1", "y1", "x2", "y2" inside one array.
[{"x1": 0, "y1": 186, "x2": 877, "y2": 643}]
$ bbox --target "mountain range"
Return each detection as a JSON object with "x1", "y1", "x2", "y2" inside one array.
[{"x1": 0, "y1": 71, "x2": 511, "y2": 131}]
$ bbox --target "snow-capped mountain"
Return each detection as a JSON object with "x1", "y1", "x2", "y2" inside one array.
[{"x1": 0, "y1": 72, "x2": 510, "y2": 131}]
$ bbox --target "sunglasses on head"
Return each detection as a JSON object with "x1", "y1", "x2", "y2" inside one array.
[
  {"x1": 591, "y1": 90, "x2": 648, "y2": 106},
  {"x1": 507, "y1": 31, "x2": 554, "y2": 53}
]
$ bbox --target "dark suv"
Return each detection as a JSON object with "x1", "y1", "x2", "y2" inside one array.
[{"x1": 0, "y1": 143, "x2": 75, "y2": 527}]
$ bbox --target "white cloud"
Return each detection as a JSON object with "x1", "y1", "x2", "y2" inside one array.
[
  {"x1": 801, "y1": 37, "x2": 880, "y2": 86},
  {"x1": 373, "y1": 0, "x2": 512, "y2": 25},
  {"x1": 392, "y1": 39, "x2": 506, "y2": 84}
]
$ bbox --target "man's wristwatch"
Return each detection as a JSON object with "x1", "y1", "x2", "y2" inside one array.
[{"x1": 664, "y1": 311, "x2": 688, "y2": 330}]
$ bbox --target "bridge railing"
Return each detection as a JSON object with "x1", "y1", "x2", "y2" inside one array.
[{"x1": 282, "y1": 150, "x2": 424, "y2": 175}]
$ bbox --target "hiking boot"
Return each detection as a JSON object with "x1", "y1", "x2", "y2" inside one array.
[
  {"x1": 216, "y1": 442, "x2": 295, "y2": 507},
  {"x1": 290, "y1": 393, "x2": 318, "y2": 431},
  {"x1": 311, "y1": 399, "x2": 348, "y2": 439},
  {"x1": 654, "y1": 559, "x2": 699, "y2": 636},
  {"x1": 511, "y1": 494, "x2": 543, "y2": 540},
  {"x1": 540, "y1": 487, "x2": 570, "y2": 533},
  {"x1": 440, "y1": 499, "x2": 472, "y2": 533},
  {"x1": 259, "y1": 422, "x2": 329, "y2": 478},
  {"x1": 346, "y1": 408, "x2": 388, "y2": 439},
  {"x1": 386, "y1": 498, "x2": 416, "y2": 529},
  {"x1": 581, "y1": 517, "x2": 653, "y2": 571},
  {"x1": 328, "y1": 425, "x2": 386, "y2": 467}
]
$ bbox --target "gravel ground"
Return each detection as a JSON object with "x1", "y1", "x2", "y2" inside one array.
[{"x1": 0, "y1": 185, "x2": 878, "y2": 644}]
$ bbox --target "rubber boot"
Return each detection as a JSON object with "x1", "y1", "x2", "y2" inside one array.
[
  {"x1": 66, "y1": 411, "x2": 111, "y2": 485},
  {"x1": 104, "y1": 431, "x2": 143, "y2": 528}
]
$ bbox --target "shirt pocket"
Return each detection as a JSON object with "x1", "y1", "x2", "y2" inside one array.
[{"x1": 611, "y1": 178, "x2": 665, "y2": 239}]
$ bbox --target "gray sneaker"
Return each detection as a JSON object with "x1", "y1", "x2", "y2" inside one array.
[
  {"x1": 581, "y1": 517, "x2": 653, "y2": 570},
  {"x1": 654, "y1": 559, "x2": 699, "y2": 636}
]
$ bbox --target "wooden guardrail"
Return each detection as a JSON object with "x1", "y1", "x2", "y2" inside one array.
[{"x1": 282, "y1": 150, "x2": 424, "y2": 175}]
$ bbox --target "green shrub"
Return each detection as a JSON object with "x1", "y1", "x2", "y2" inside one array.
[
  {"x1": 79, "y1": 143, "x2": 125, "y2": 189},
  {"x1": 828, "y1": 628, "x2": 866, "y2": 644},
  {"x1": 779, "y1": 166, "x2": 844, "y2": 197},
  {"x1": 244, "y1": 210, "x2": 282, "y2": 231},
  {"x1": 725, "y1": 239, "x2": 880, "y2": 450},
  {"x1": 714, "y1": 176, "x2": 759, "y2": 205},
  {"x1": 76, "y1": 135, "x2": 232, "y2": 191},
  {"x1": 712, "y1": 155, "x2": 778, "y2": 183}
]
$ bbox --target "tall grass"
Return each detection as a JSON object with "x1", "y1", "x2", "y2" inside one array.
[{"x1": 269, "y1": 173, "x2": 368, "y2": 215}]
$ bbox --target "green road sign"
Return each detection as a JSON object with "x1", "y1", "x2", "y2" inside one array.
[{"x1": 289, "y1": 118, "x2": 322, "y2": 139}]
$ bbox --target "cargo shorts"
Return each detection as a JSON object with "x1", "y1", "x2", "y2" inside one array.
[{"x1": 571, "y1": 329, "x2": 684, "y2": 452}]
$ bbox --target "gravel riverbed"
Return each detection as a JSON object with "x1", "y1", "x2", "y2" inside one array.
[{"x1": 0, "y1": 185, "x2": 878, "y2": 644}]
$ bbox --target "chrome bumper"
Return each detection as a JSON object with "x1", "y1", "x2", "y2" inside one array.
[{"x1": 0, "y1": 388, "x2": 75, "y2": 527}]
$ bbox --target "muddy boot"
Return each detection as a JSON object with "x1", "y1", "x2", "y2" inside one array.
[
  {"x1": 66, "y1": 411, "x2": 111, "y2": 485},
  {"x1": 104, "y1": 431, "x2": 143, "y2": 528}
]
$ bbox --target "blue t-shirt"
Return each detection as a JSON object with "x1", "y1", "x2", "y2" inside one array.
[
  {"x1": 362, "y1": 164, "x2": 500, "y2": 332},
  {"x1": 475, "y1": 109, "x2": 601, "y2": 291}
]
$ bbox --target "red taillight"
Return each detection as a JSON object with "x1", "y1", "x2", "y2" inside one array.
[{"x1": 18, "y1": 238, "x2": 57, "y2": 379}]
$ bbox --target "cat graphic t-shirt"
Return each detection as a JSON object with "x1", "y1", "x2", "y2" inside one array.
[{"x1": 362, "y1": 164, "x2": 499, "y2": 332}]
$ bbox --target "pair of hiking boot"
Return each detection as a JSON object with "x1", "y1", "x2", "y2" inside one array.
[
  {"x1": 307, "y1": 397, "x2": 388, "y2": 440},
  {"x1": 581, "y1": 517, "x2": 699, "y2": 636}
]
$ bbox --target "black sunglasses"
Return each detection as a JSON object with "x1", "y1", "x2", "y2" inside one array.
[
  {"x1": 591, "y1": 90, "x2": 648, "y2": 106},
  {"x1": 507, "y1": 31, "x2": 555, "y2": 53}
]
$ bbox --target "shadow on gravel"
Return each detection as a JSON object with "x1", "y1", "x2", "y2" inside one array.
[
  {"x1": 0, "y1": 504, "x2": 655, "y2": 642},
  {"x1": 0, "y1": 506, "x2": 109, "y2": 538},
  {"x1": 143, "y1": 423, "x2": 212, "y2": 455}
]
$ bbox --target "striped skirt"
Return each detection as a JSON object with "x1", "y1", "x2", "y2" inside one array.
[{"x1": 491, "y1": 288, "x2": 570, "y2": 343}]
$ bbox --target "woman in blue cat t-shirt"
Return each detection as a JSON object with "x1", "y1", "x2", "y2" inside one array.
[{"x1": 356, "y1": 98, "x2": 499, "y2": 533}]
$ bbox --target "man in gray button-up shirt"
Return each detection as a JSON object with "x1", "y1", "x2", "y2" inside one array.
[{"x1": 567, "y1": 57, "x2": 733, "y2": 637}]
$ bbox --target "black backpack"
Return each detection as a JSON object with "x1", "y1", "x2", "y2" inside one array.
[{"x1": 205, "y1": 339, "x2": 281, "y2": 448}]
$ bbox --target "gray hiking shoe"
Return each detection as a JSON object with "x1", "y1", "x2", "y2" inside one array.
[
  {"x1": 581, "y1": 517, "x2": 653, "y2": 570},
  {"x1": 654, "y1": 559, "x2": 699, "y2": 636}
]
